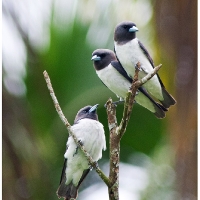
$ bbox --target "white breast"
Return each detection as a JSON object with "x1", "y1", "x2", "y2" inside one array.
[
  {"x1": 64, "y1": 119, "x2": 106, "y2": 186},
  {"x1": 115, "y1": 39, "x2": 163, "y2": 100},
  {"x1": 66, "y1": 119, "x2": 106, "y2": 161},
  {"x1": 96, "y1": 64, "x2": 131, "y2": 99},
  {"x1": 96, "y1": 64, "x2": 157, "y2": 112}
]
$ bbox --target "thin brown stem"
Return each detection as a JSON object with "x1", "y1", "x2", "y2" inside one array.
[
  {"x1": 43, "y1": 70, "x2": 110, "y2": 186},
  {"x1": 118, "y1": 63, "x2": 162, "y2": 139},
  {"x1": 106, "y1": 99, "x2": 120, "y2": 200},
  {"x1": 106, "y1": 63, "x2": 162, "y2": 200},
  {"x1": 117, "y1": 62, "x2": 140, "y2": 139},
  {"x1": 43, "y1": 62, "x2": 162, "y2": 200}
]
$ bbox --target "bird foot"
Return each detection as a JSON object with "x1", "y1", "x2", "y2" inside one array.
[
  {"x1": 112, "y1": 100, "x2": 124, "y2": 107},
  {"x1": 89, "y1": 161, "x2": 98, "y2": 170},
  {"x1": 135, "y1": 63, "x2": 142, "y2": 71},
  {"x1": 93, "y1": 161, "x2": 99, "y2": 168},
  {"x1": 135, "y1": 63, "x2": 148, "y2": 74},
  {"x1": 128, "y1": 88, "x2": 139, "y2": 96},
  {"x1": 104, "y1": 101, "x2": 123, "y2": 108},
  {"x1": 78, "y1": 140, "x2": 83, "y2": 146}
]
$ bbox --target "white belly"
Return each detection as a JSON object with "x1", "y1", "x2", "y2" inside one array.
[
  {"x1": 115, "y1": 39, "x2": 163, "y2": 100},
  {"x1": 64, "y1": 119, "x2": 106, "y2": 186},
  {"x1": 96, "y1": 65, "x2": 156, "y2": 112},
  {"x1": 96, "y1": 64, "x2": 131, "y2": 99}
]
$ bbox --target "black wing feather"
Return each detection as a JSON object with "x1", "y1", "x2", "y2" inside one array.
[
  {"x1": 77, "y1": 169, "x2": 90, "y2": 187},
  {"x1": 138, "y1": 40, "x2": 155, "y2": 68},
  {"x1": 57, "y1": 158, "x2": 90, "y2": 200},
  {"x1": 138, "y1": 40, "x2": 165, "y2": 87},
  {"x1": 111, "y1": 60, "x2": 167, "y2": 118},
  {"x1": 138, "y1": 40, "x2": 176, "y2": 107},
  {"x1": 111, "y1": 60, "x2": 133, "y2": 83},
  {"x1": 138, "y1": 87, "x2": 167, "y2": 118},
  {"x1": 59, "y1": 158, "x2": 67, "y2": 184},
  {"x1": 111, "y1": 59, "x2": 164, "y2": 109}
]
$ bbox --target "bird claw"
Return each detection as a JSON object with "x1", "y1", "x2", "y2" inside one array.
[
  {"x1": 78, "y1": 140, "x2": 83, "y2": 146},
  {"x1": 135, "y1": 63, "x2": 148, "y2": 74},
  {"x1": 93, "y1": 161, "x2": 98, "y2": 168},
  {"x1": 112, "y1": 100, "x2": 124, "y2": 106},
  {"x1": 104, "y1": 103, "x2": 108, "y2": 108},
  {"x1": 104, "y1": 100, "x2": 124, "y2": 108},
  {"x1": 128, "y1": 88, "x2": 139, "y2": 96},
  {"x1": 89, "y1": 165, "x2": 93, "y2": 170},
  {"x1": 89, "y1": 161, "x2": 98, "y2": 170},
  {"x1": 135, "y1": 63, "x2": 142, "y2": 71}
]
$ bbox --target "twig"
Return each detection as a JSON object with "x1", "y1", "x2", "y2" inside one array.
[
  {"x1": 43, "y1": 70, "x2": 110, "y2": 187},
  {"x1": 106, "y1": 63, "x2": 162, "y2": 200},
  {"x1": 136, "y1": 64, "x2": 162, "y2": 87},
  {"x1": 43, "y1": 62, "x2": 162, "y2": 200},
  {"x1": 117, "y1": 63, "x2": 162, "y2": 138},
  {"x1": 43, "y1": 71, "x2": 70, "y2": 127},
  {"x1": 117, "y1": 62, "x2": 141, "y2": 138}
]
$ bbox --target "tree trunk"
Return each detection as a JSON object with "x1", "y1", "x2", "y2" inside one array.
[{"x1": 154, "y1": 0, "x2": 197, "y2": 199}]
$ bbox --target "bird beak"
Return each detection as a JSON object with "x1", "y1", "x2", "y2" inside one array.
[
  {"x1": 91, "y1": 55, "x2": 101, "y2": 61},
  {"x1": 129, "y1": 26, "x2": 139, "y2": 32},
  {"x1": 89, "y1": 104, "x2": 99, "y2": 113}
]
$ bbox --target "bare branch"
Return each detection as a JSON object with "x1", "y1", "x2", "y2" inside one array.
[
  {"x1": 43, "y1": 62, "x2": 162, "y2": 199},
  {"x1": 106, "y1": 99, "x2": 120, "y2": 200},
  {"x1": 43, "y1": 70, "x2": 110, "y2": 187},
  {"x1": 117, "y1": 63, "x2": 162, "y2": 139},
  {"x1": 136, "y1": 64, "x2": 162, "y2": 87},
  {"x1": 106, "y1": 63, "x2": 162, "y2": 199},
  {"x1": 117, "y1": 63, "x2": 140, "y2": 138},
  {"x1": 43, "y1": 71, "x2": 70, "y2": 127}
]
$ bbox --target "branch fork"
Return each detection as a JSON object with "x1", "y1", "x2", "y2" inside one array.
[{"x1": 43, "y1": 62, "x2": 162, "y2": 200}]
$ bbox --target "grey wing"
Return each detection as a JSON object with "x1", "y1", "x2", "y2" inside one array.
[
  {"x1": 138, "y1": 40, "x2": 165, "y2": 87},
  {"x1": 59, "y1": 158, "x2": 67, "y2": 184},
  {"x1": 138, "y1": 40, "x2": 176, "y2": 108},
  {"x1": 138, "y1": 87, "x2": 167, "y2": 118},
  {"x1": 111, "y1": 60, "x2": 168, "y2": 118},
  {"x1": 111, "y1": 60, "x2": 133, "y2": 83},
  {"x1": 138, "y1": 40, "x2": 164, "y2": 86},
  {"x1": 138, "y1": 40, "x2": 155, "y2": 68}
]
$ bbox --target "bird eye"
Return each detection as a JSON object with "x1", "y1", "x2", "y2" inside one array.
[{"x1": 123, "y1": 25, "x2": 128, "y2": 29}]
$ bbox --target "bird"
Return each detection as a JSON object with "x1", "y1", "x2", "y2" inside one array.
[
  {"x1": 114, "y1": 21, "x2": 176, "y2": 108},
  {"x1": 91, "y1": 49, "x2": 168, "y2": 118},
  {"x1": 57, "y1": 104, "x2": 106, "y2": 200}
]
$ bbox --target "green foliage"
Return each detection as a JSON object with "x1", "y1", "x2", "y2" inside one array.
[
  {"x1": 23, "y1": 16, "x2": 164, "y2": 199},
  {"x1": 3, "y1": 1, "x2": 175, "y2": 199}
]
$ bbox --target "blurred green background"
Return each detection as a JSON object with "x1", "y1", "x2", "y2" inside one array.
[{"x1": 2, "y1": 0, "x2": 197, "y2": 200}]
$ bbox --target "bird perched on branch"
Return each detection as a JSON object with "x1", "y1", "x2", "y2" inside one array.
[
  {"x1": 91, "y1": 49, "x2": 167, "y2": 118},
  {"x1": 114, "y1": 21, "x2": 176, "y2": 109},
  {"x1": 57, "y1": 104, "x2": 106, "y2": 200}
]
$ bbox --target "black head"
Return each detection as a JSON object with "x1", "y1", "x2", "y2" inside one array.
[
  {"x1": 91, "y1": 49, "x2": 117, "y2": 71},
  {"x1": 114, "y1": 21, "x2": 138, "y2": 44},
  {"x1": 74, "y1": 104, "x2": 99, "y2": 123}
]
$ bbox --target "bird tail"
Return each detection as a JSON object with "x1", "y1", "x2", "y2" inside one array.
[
  {"x1": 57, "y1": 179, "x2": 78, "y2": 200},
  {"x1": 56, "y1": 159, "x2": 78, "y2": 200},
  {"x1": 160, "y1": 87, "x2": 176, "y2": 109},
  {"x1": 57, "y1": 168, "x2": 90, "y2": 200},
  {"x1": 153, "y1": 102, "x2": 168, "y2": 119},
  {"x1": 138, "y1": 87, "x2": 167, "y2": 119}
]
